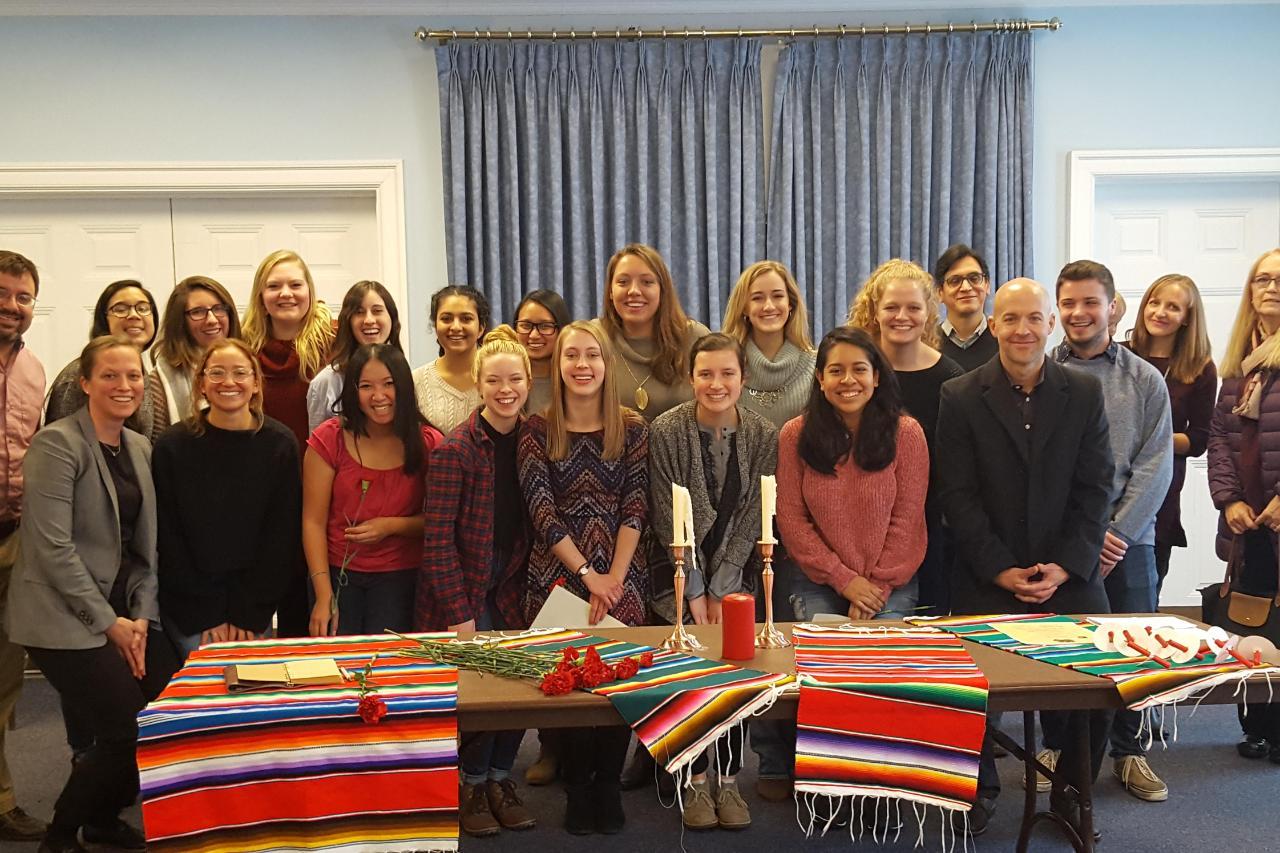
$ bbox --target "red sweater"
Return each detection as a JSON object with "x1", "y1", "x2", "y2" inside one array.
[
  {"x1": 258, "y1": 338, "x2": 312, "y2": 450},
  {"x1": 777, "y1": 414, "x2": 929, "y2": 598}
]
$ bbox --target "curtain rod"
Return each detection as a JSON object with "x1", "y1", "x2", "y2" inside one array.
[{"x1": 415, "y1": 18, "x2": 1062, "y2": 44}]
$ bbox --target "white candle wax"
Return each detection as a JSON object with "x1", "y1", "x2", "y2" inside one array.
[{"x1": 760, "y1": 474, "x2": 777, "y2": 543}]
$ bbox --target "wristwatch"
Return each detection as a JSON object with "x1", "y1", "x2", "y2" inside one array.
[{"x1": 576, "y1": 562, "x2": 592, "y2": 577}]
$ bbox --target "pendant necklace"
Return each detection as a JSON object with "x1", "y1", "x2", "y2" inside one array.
[{"x1": 620, "y1": 358, "x2": 653, "y2": 412}]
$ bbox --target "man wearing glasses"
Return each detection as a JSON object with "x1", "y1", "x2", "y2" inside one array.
[
  {"x1": 0, "y1": 251, "x2": 48, "y2": 842},
  {"x1": 934, "y1": 244, "x2": 999, "y2": 373}
]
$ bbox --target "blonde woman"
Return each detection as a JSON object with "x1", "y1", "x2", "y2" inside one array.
[
  {"x1": 153, "y1": 339, "x2": 300, "y2": 662},
  {"x1": 722, "y1": 260, "x2": 816, "y2": 429},
  {"x1": 517, "y1": 320, "x2": 648, "y2": 835},
  {"x1": 1208, "y1": 248, "x2": 1280, "y2": 762},
  {"x1": 1127, "y1": 274, "x2": 1217, "y2": 591},
  {"x1": 598, "y1": 244, "x2": 709, "y2": 422},
  {"x1": 150, "y1": 276, "x2": 241, "y2": 432}
]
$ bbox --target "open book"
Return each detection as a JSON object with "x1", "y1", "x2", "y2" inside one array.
[{"x1": 223, "y1": 657, "x2": 347, "y2": 692}]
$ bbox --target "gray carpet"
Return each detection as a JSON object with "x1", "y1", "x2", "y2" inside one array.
[{"x1": 1, "y1": 674, "x2": 1273, "y2": 852}]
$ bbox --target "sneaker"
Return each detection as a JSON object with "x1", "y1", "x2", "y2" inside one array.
[
  {"x1": 1113, "y1": 755, "x2": 1168, "y2": 802},
  {"x1": 460, "y1": 782, "x2": 501, "y2": 837},
  {"x1": 486, "y1": 779, "x2": 536, "y2": 830},
  {"x1": 755, "y1": 777, "x2": 793, "y2": 802},
  {"x1": 80, "y1": 819, "x2": 145, "y2": 850},
  {"x1": 681, "y1": 780, "x2": 719, "y2": 831},
  {"x1": 716, "y1": 782, "x2": 751, "y2": 830},
  {"x1": 1024, "y1": 748, "x2": 1058, "y2": 793},
  {"x1": 524, "y1": 745, "x2": 558, "y2": 785},
  {"x1": 0, "y1": 806, "x2": 48, "y2": 842}
]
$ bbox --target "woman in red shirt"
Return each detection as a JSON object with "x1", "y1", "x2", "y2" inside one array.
[{"x1": 303, "y1": 344, "x2": 442, "y2": 635}]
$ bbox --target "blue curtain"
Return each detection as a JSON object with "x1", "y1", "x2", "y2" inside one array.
[
  {"x1": 437, "y1": 38, "x2": 764, "y2": 325},
  {"x1": 766, "y1": 32, "x2": 1034, "y2": 339}
]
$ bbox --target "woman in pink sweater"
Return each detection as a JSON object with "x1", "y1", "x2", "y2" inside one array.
[{"x1": 777, "y1": 326, "x2": 929, "y2": 620}]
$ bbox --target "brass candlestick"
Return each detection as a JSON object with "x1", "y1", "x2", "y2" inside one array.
[
  {"x1": 661, "y1": 543, "x2": 705, "y2": 651},
  {"x1": 755, "y1": 541, "x2": 790, "y2": 649}
]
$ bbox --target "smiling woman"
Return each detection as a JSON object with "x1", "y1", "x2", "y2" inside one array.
[
  {"x1": 413, "y1": 284, "x2": 490, "y2": 433},
  {"x1": 307, "y1": 281, "x2": 402, "y2": 433},
  {"x1": 149, "y1": 275, "x2": 242, "y2": 432}
]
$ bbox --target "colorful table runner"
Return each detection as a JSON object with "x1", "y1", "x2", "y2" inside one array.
[
  {"x1": 791, "y1": 624, "x2": 989, "y2": 822},
  {"x1": 918, "y1": 614, "x2": 1280, "y2": 711},
  {"x1": 490, "y1": 629, "x2": 792, "y2": 777},
  {"x1": 138, "y1": 634, "x2": 459, "y2": 853}
]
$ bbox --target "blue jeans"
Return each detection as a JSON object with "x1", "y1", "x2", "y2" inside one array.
[
  {"x1": 459, "y1": 601, "x2": 525, "y2": 784},
  {"x1": 331, "y1": 566, "x2": 417, "y2": 635},
  {"x1": 788, "y1": 569, "x2": 920, "y2": 623}
]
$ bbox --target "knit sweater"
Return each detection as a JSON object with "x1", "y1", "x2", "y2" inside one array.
[
  {"x1": 606, "y1": 320, "x2": 711, "y2": 422},
  {"x1": 1053, "y1": 339, "x2": 1173, "y2": 547},
  {"x1": 647, "y1": 401, "x2": 778, "y2": 622},
  {"x1": 939, "y1": 321, "x2": 999, "y2": 373},
  {"x1": 740, "y1": 340, "x2": 818, "y2": 430},
  {"x1": 46, "y1": 357, "x2": 163, "y2": 442},
  {"x1": 257, "y1": 338, "x2": 312, "y2": 450},
  {"x1": 152, "y1": 416, "x2": 301, "y2": 634},
  {"x1": 413, "y1": 361, "x2": 480, "y2": 434},
  {"x1": 776, "y1": 414, "x2": 929, "y2": 597}
]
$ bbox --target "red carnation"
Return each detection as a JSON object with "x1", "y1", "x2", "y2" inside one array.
[
  {"x1": 571, "y1": 666, "x2": 585, "y2": 687},
  {"x1": 615, "y1": 657, "x2": 640, "y2": 680},
  {"x1": 639, "y1": 651, "x2": 655, "y2": 668},
  {"x1": 580, "y1": 666, "x2": 607, "y2": 688},
  {"x1": 555, "y1": 660, "x2": 576, "y2": 676},
  {"x1": 540, "y1": 671, "x2": 574, "y2": 696},
  {"x1": 358, "y1": 696, "x2": 388, "y2": 724},
  {"x1": 584, "y1": 645, "x2": 603, "y2": 666},
  {"x1": 561, "y1": 646, "x2": 580, "y2": 663}
]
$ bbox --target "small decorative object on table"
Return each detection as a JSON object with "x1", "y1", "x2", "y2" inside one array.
[{"x1": 755, "y1": 475, "x2": 789, "y2": 649}]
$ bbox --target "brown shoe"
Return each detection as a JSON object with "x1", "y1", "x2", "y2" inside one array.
[
  {"x1": 716, "y1": 782, "x2": 752, "y2": 829},
  {"x1": 525, "y1": 745, "x2": 558, "y2": 786},
  {"x1": 0, "y1": 806, "x2": 48, "y2": 841},
  {"x1": 460, "y1": 783, "x2": 501, "y2": 837},
  {"x1": 681, "y1": 780, "x2": 718, "y2": 830},
  {"x1": 755, "y1": 777, "x2": 793, "y2": 802},
  {"x1": 486, "y1": 779, "x2": 536, "y2": 830}
]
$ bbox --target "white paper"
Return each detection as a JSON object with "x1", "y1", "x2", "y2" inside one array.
[
  {"x1": 1086, "y1": 616, "x2": 1199, "y2": 630},
  {"x1": 530, "y1": 584, "x2": 626, "y2": 630}
]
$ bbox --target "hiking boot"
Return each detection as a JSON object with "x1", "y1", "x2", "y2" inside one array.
[
  {"x1": 716, "y1": 781, "x2": 751, "y2": 829},
  {"x1": 460, "y1": 782, "x2": 500, "y2": 837},
  {"x1": 486, "y1": 779, "x2": 536, "y2": 830},
  {"x1": 0, "y1": 807, "x2": 48, "y2": 842},
  {"x1": 682, "y1": 780, "x2": 719, "y2": 830},
  {"x1": 1024, "y1": 747, "x2": 1059, "y2": 793},
  {"x1": 1113, "y1": 755, "x2": 1168, "y2": 802},
  {"x1": 525, "y1": 744, "x2": 558, "y2": 785},
  {"x1": 755, "y1": 777, "x2": 793, "y2": 802}
]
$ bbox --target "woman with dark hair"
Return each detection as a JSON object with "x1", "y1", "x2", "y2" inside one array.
[
  {"x1": 307, "y1": 281, "x2": 402, "y2": 433},
  {"x1": 153, "y1": 339, "x2": 301, "y2": 662},
  {"x1": 414, "y1": 284, "x2": 490, "y2": 433},
  {"x1": 149, "y1": 276, "x2": 241, "y2": 432},
  {"x1": 305, "y1": 344, "x2": 442, "y2": 636},
  {"x1": 9, "y1": 336, "x2": 178, "y2": 853},
  {"x1": 776, "y1": 327, "x2": 928, "y2": 621},
  {"x1": 514, "y1": 289, "x2": 571, "y2": 416},
  {"x1": 45, "y1": 280, "x2": 163, "y2": 440}
]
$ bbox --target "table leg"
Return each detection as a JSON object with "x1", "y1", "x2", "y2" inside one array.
[
  {"x1": 990, "y1": 713, "x2": 1092, "y2": 853},
  {"x1": 1071, "y1": 713, "x2": 1096, "y2": 853}
]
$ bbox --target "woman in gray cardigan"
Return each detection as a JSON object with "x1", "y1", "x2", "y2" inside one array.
[
  {"x1": 9, "y1": 336, "x2": 177, "y2": 853},
  {"x1": 647, "y1": 333, "x2": 778, "y2": 832}
]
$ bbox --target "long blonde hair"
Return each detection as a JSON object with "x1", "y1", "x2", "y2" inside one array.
[
  {"x1": 721, "y1": 260, "x2": 814, "y2": 353},
  {"x1": 545, "y1": 320, "x2": 637, "y2": 462},
  {"x1": 1129, "y1": 274, "x2": 1213, "y2": 384},
  {"x1": 847, "y1": 259, "x2": 941, "y2": 350},
  {"x1": 599, "y1": 244, "x2": 693, "y2": 384},
  {"x1": 186, "y1": 338, "x2": 265, "y2": 435},
  {"x1": 1223, "y1": 248, "x2": 1280, "y2": 378},
  {"x1": 242, "y1": 250, "x2": 335, "y2": 381}
]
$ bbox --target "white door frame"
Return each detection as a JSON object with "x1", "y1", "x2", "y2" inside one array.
[
  {"x1": 1068, "y1": 147, "x2": 1280, "y2": 262},
  {"x1": 0, "y1": 160, "x2": 408, "y2": 309}
]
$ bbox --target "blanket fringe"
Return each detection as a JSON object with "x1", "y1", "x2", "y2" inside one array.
[{"x1": 794, "y1": 791, "x2": 975, "y2": 851}]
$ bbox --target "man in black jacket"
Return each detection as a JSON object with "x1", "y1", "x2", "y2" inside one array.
[{"x1": 936, "y1": 278, "x2": 1115, "y2": 838}]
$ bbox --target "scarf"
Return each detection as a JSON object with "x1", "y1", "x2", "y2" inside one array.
[{"x1": 1234, "y1": 325, "x2": 1280, "y2": 421}]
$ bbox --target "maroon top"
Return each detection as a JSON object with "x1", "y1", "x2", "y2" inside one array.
[
  {"x1": 1128, "y1": 346, "x2": 1218, "y2": 547},
  {"x1": 258, "y1": 338, "x2": 312, "y2": 451}
]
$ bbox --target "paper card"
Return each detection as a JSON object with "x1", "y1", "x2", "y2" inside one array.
[
  {"x1": 530, "y1": 584, "x2": 626, "y2": 630},
  {"x1": 811, "y1": 612, "x2": 850, "y2": 624},
  {"x1": 1086, "y1": 616, "x2": 1199, "y2": 630},
  {"x1": 997, "y1": 620, "x2": 1096, "y2": 646}
]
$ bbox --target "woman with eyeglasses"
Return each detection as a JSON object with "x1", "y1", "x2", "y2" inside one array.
[
  {"x1": 305, "y1": 344, "x2": 443, "y2": 637},
  {"x1": 152, "y1": 339, "x2": 302, "y2": 662},
  {"x1": 933, "y1": 244, "x2": 998, "y2": 373},
  {"x1": 307, "y1": 281, "x2": 402, "y2": 434},
  {"x1": 45, "y1": 280, "x2": 164, "y2": 441},
  {"x1": 149, "y1": 276, "x2": 241, "y2": 433},
  {"x1": 514, "y1": 290, "x2": 572, "y2": 416}
]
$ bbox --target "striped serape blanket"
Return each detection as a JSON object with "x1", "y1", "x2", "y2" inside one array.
[
  {"x1": 138, "y1": 634, "x2": 459, "y2": 853},
  {"x1": 791, "y1": 624, "x2": 989, "y2": 829},
  {"x1": 919, "y1": 614, "x2": 1280, "y2": 712},
  {"x1": 491, "y1": 628, "x2": 792, "y2": 778}
]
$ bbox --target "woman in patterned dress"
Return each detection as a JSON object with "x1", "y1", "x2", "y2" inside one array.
[{"x1": 517, "y1": 319, "x2": 649, "y2": 835}]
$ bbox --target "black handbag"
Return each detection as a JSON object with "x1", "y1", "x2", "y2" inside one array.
[{"x1": 1201, "y1": 535, "x2": 1280, "y2": 645}]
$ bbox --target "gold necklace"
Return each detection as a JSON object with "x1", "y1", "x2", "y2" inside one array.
[{"x1": 619, "y1": 358, "x2": 653, "y2": 411}]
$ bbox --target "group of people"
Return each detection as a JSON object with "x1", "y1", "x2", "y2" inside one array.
[{"x1": 0, "y1": 239, "x2": 1275, "y2": 851}]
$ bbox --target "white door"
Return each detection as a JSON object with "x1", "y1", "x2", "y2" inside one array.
[
  {"x1": 171, "y1": 195, "x2": 381, "y2": 320},
  {"x1": 1094, "y1": 177, "x2": 1280, "y2": 606},
  {"x1": 0, "y1": 197, "x2": 175, "y2": 379}
]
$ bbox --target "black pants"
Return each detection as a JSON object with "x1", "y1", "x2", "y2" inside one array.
[
  {"x1": 561, "y1": 726, "x2": 630, "y2": 786},
  {"x1": 1238, "y1": 530, "x2": 1280, "y2": 741},
  {"x1": 690, "y1": 724, "x2": 747, "y2": 776},
  {"x1": 28, "y1": 631, "x2": 177, "y2": 832}
]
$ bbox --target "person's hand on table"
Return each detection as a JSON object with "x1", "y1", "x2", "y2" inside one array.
[
  {"x1": 1254, "y1": 495, "x2": 1280, "y2": 533},
  {"x1": 841, "y1": 576, "x2": 884, "y2": 620},
  {"x1": 688, "y1": 595, "x2": 709, "y2": 624},
  {"x1": 706, "y1": 596, "x2": 723, "y2": 625},
  {"x1": 201, "y1": 623, "x2": 229, "y2": 645},
  {"x1": 309, "y1": 596, "x2": 338, "y2": 637},
  {"x1": 226, "y1": 624, "x2": 256, "y2": 642}
]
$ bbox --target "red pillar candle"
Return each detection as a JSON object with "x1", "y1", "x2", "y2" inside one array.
[{"x1": 721, "y1": 593, "x2": 756, "y2": 661}]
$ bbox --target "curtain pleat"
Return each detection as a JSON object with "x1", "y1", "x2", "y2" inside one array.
[{"x1": 766, "y1": 32, "x2": 1034, "y2": 336}]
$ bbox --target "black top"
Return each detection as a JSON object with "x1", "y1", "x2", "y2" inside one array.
[
  {"x1": 101, "y1": 442, "x2": 144, "y2": 617},
  {"x1": 480, "y1": 414, "x2": 521, "y2": 571},
  {"x1": 896, "y1": 356, "x2": 964, "y2": 451},
  {"x1": 152, "y1": 415, "x2": 302, "y2": 634},
  {"x1": 697, "y1": 427, "x2": 741, "y2": 572},
  {"x1": 941, "y1": 327, "x2": 999, "y2": 373}
]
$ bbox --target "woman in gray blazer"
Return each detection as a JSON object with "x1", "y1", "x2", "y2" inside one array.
[{"x1": 8, "y1": 336, "x2": 177, "y2": 853}]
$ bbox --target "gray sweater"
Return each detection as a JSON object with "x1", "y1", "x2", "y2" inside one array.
[
  {"x1": 1053, "y1": 340, "x2": 1173, "y2": 547},
  {"x1": 740, "y1": 340, "x2": 817, "y2": 430},
  {"x1": 647, "y1": 401, "x2": 778, "y2": 622}
]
